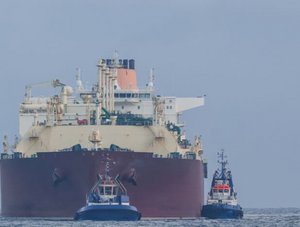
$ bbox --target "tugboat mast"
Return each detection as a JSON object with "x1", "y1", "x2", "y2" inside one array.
[{"x1": 218, "y1": 149, "x2": 228, "y2": 179}]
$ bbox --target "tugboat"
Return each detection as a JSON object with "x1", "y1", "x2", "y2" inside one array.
[
  {"x1": 201, "y1": 151, "x2": 243, "y2": 219},
  {"x1": 74, "y1": 172, "x2": 141, "y2": 221}
]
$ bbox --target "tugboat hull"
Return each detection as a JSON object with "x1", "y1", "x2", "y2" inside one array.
[
  {"x1": 74, "y1": 204, "x2": 141, "y2": 221},
  {"x1": 201, "y1": 204, "x2": 243, "y2": 219}
]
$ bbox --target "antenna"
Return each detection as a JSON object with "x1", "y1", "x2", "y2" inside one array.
[
  {"x1": 147, "y1": 67, "x2": 155, "y2": 90},
  {"x1": 3, "y1": 135, "x2": 9, "y2": 153},
  {"x1": 217, "y1": 149, "x2": 228, "y2": 176},
  {"x1": 12, "y1": 135, "x2": 19, "y2": 150},
  {"x1": 75, "y1": 68, "x2": 84, "y2": 93},
  {"x1": 113, "y1": 50, "x2": 119, "y2": 66}
]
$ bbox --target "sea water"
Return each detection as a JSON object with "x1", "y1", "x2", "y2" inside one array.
[{"x1": 0, "y1": 208, "x2": 299, "y2": 226}]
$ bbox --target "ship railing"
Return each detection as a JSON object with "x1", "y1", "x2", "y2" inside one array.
[
  {"x1": 153, "y1": 154, "x2": 164, "y2": 158},
  {"x1": 153, "y1": 152, "x2": 199, "y2": 160},
  {"x1": 0, "y1": 152, "x2": 24, "y2": 160},
  {"x1": 167, "y1": 152, "x2": 182, "y2": 159},
  {"x1": 184, "y1": 152, "x2": 197, "y2": 160},
  {"x1": 59, "y1": 144, "x2": 134, "y2": 153}
]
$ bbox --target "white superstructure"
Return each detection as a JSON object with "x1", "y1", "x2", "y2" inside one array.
[
  {"x1": 16, "y1": 57, "x2": 204, "y2": 157},
  {"x1": 207, "y1": 181, "x2": 238, "y2": 206}
]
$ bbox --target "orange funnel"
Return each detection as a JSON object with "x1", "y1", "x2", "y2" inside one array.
[{"x1": 117, "y1": 68, "x2": 138, "y2": 90}]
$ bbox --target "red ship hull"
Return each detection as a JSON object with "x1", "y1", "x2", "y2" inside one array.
[{"x1": 0, "y1": 151, "x2": 204, "y2": 217}]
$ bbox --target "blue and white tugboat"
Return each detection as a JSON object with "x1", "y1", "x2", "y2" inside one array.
[
  {"x1": 74, "y1": 172, "x2": 141, "y2": 221},
  {"x1": 201, "y1": 151, "x2": 243, "y2": 219}
]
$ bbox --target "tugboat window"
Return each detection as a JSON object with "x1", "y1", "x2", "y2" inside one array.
[
  {"x1": 105, "y1": 186, "x2": 112, "y2": 195},
  {"x1": 100, "y1": 187, "x2": 104, "y2": 195},
  {"x1": 113, "y1": 187, "x2": 118, "y2": 195}
]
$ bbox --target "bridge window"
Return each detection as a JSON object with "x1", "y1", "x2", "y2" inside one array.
[{"x1": 139, "y1": 93, "x2": 150, "y2": 99}]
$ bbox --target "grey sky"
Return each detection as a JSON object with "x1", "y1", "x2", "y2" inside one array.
[{"x1": 1, "y1": 0, "x2": 300, "y2": 208}]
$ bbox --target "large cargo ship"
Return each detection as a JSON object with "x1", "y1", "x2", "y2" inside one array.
[{"x1": 1, "y1": 55, "x2": 206, "y2": 217}]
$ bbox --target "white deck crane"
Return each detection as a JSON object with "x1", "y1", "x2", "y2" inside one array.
[{"x1": 24, "y1": 79, "x2": 65, "y2": 102}]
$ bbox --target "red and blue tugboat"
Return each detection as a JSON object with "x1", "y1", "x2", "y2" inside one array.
[
  {"x1": 201, "y1": 151, "x2": 243, "y2": 219},
  {"x1": 74, "y1": 171, "x2": 141, "y2": 221}
]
